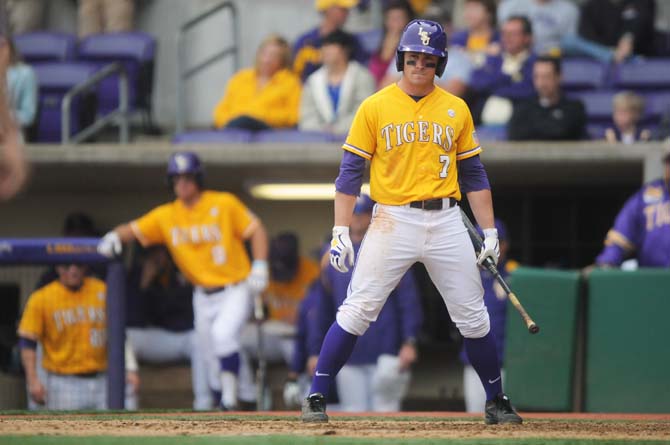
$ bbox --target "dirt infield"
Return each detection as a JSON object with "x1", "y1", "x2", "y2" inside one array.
[{"x1": 1, "y1": 412, "x2": 669, "y2": 441}]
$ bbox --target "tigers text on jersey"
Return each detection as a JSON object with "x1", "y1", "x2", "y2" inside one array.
[
  {"x1": 131, "y1": 191, "x2": 258, "y2": 287},
  {"x1": 343, "y1": 83, "x2": 481, "y2": 205},
  {"x1": 18, "y1": 277, "x2": 107, "y2": 374}
]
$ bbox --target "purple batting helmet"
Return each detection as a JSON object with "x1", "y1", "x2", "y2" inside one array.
[
  {"x1": 396, "y1": 19, "x2": 448, "y2": 77},
  {"x1": 167, "y1": 151, "x2": 204, "y2": 187}
]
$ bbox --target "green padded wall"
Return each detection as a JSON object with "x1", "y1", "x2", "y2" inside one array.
[
  {"x1": 504, "y1": 267, "x2": 581, "y2": 411},
  {"x1": 586, "y1": 269, "x2": 670, "y2": 413}
]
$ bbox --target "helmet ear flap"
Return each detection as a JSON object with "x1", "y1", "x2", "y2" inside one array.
[
  {"x1": 436, "y1": 52, "x2": 448, "y2": 77},
  {"x1": 396, "y1": 51, "x2": 404, "y2": 72}
]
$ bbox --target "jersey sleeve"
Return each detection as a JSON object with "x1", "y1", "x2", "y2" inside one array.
[
  {"x1": 227, "y1": 194, "x2": 258, "y2": 239},
  {"x1": 17, "y1": 292, "x2": 44, "y2": 340},
  {"x1": 455, "y1": 106, "x2": 483, "y2": 161},
  {"x1": 130, "y1": 206, "x2": 166, "y2": 247},
  {"x1": 342, "y1": 100, "x2": 376, "y2": 160},
  {"x1": 595, "y1": 191, "x2": 643, "y2": 265}
]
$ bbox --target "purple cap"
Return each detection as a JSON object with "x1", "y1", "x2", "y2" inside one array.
[
  {"x1": 353, "y1": 194, "x2": 375, "y2": 214},
  {"x1": 476, "y1": 218, "x2": 507, "y2": 241}
]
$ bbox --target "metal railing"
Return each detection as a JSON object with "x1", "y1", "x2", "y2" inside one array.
[
  {"x1": 62, "y1": 62, "x2": 129, "y2": 144},
  {"x1": 176, "y1": 1, "x2": 239, "y2": 133}
]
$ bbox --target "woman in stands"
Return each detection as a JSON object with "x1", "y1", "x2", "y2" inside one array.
[
  {"x1": 367, "y1": 0, "x2": 414, "y2": 88},
  {"x1": 212, "y1": 34, "x2": 302, "y2": 132}
]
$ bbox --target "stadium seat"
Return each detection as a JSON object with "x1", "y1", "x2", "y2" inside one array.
[
  {"x1": 613, "y1": 58, "x2": 670, "y2": 90},
  {"x1": 561, "y1": 58, "x2": 607, "y2": 91},
  {"x1": 32, "y1": 63, "x2": 99, "y2": 142},
  {"x1": 77, "y1": 32, "x2": 157, "y2": 122},
  {"x1": 253, "y1": 130, "x2": 334, "y2": 143},
  {"x1": 171, "y1": 129, "x2": 254, "y2": 144},
  {"x1": 643, "y1": 91, "x2": 670, "y2": 124},
  {"x1": 586, "y1": 123, "x2": 608, "y2": 140},
  {"x1": 13, "y1": 32, "x2": 77, "y2": 63},
  {"x1": 475, "y1": 125, "x2": 508, "y2": 142},
  {"x1": 568, "y1": 90, "x2": 616, "y2": 124},
  {"x1": 356, "y1": 29, "x2": 382, "y2": 56}
]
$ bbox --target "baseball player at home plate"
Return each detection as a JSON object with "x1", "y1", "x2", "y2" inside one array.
[
  {"x1": 301, "y1": 19, "x2": 522, "y2": 424},
  {"x1": 98, "y1": 151, "x2": 270, "y2": 410}
]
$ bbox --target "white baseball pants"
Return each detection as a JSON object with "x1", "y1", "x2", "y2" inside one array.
[{"x1": 337, "y1": 203, "x2": 490, "y2": 339}]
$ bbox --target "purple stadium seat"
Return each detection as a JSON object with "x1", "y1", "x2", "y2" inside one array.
[
  {"x1": 613, "y1": 59, "x2": 670, "y2": 90},
  {"x1": 643, "y1": 92, "x2": 670, "y2": 124},
  {"x1": 475, "y1": 125, "x2": 508, "y2": 142},
  {"x1": 32, "y1": 62, "x2": 99, "y2": 142},
  {"x1": 253, "y1": 130, "x2": 334, "y2": 143},
  {"x1": 586, "y1": 123, "x2": 608, "y2": 140},
  {"x1": 172, "y1": 129, "x2": 253, "y2": 144},
  {"x1": 13, "y1": 32, "x2": 76, "y2": 63},
  {"x1": 77, "y1": 32, "x2": 157, "y2": 117},
  {"x1": 561, "y1": 58, "x2": 607, "y2": 91},
  {"x1": 356, "y1": 29, "x2": 382, "y2": 55},
  {"x1": 568, "y1": 90, "x2": 616, "y2": 124}
]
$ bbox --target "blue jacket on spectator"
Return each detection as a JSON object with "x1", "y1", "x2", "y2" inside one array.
[{"x1": 470, "y1": 52, "x2": 536, "y2": 100}]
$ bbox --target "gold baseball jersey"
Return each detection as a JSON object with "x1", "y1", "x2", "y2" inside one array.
[
  {"x1": 265, "y1": 257, "x2": 320, "y2": 324},
  {"x1": 18, "y1": 277, "x2": 107, "y2": 374},
  {"x1": 131, "y1": 191, "x2": 258, "y2": 287},
  {"x1": 343, "y1": 84, "x2": 482, "y2": 205}
]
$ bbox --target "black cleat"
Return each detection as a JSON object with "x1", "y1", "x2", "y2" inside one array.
[
  {"x1": 301, "y1": 393, "x2": 328, "y2": 423},
  {"x1": 485, "y1": 393, "x2": 523, "y2": 425}
]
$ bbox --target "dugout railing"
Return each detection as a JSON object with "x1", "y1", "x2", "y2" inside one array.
[{"x1": 0, "y1": 238, "x2": 126, "y2": 410}]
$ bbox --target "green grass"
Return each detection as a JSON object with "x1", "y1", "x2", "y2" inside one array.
[{"x1": 0, "y1": 437, "x2": 669, "y2": 445}]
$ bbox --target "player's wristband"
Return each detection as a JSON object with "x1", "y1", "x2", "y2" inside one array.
[
  {"x1": 483, "y1": 228, "x2": 498, "y2": 239},
  {"x1": 332, "y1": 226, "x2": 350, "y2": 236}
]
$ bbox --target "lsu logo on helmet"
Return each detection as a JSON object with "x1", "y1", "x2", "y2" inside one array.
[{"x1": 418, "y1": 26, "x2": 430, "y2": 46}]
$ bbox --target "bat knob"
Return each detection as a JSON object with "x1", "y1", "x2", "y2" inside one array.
[{"x1": 528, "y1": 324, "x2": 540, "y2": 334}]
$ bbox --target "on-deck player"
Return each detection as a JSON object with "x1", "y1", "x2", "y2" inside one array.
[
  {"x1": 97, "y1": 151, "x2": 270, "y2": 410},
  {"x1": 301, "y1": 19, "x2": 522, "y2": 424}
]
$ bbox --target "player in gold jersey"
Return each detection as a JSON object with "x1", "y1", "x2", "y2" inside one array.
[
  {"x1": 301, "y1": 20, "x2": 522, "y2": 425},
  {"x1": 97, "y1": 151, "x2": 269, "y2": 410},
  {"x1": 18, "y1": 263, "x2": 108, "y2": 410}
]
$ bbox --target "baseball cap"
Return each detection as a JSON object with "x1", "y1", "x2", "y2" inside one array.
[
  {"x1": 353, "y1": 194, "x2": 375, "y2": 214},
  {"x1": 270, "y1": 232, "x2": 299, "y2": 282},
  {"x1": 315, "y1": 0, "x2": 358, "y2": 11}
]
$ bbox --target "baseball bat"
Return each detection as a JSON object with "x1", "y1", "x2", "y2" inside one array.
[{"x1": 460, "y1": 210, "x2": 540, "y2": 335}]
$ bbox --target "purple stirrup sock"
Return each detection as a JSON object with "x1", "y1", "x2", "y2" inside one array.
[
  {"x1": 219, "y1": 352, "x2": 240, "y2": 374},
  {"x1": 310, "y1": 322, "x2": 358, "y2": 397},
  {"x1": 463, "y1": 331, "x2": 503, "y2": 401}
]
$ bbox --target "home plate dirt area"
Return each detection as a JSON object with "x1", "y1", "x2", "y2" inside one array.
[{"x1": 0, "y1": 411, "x2": 669, "y2": 443}]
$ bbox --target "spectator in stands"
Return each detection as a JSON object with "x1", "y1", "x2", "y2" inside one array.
[
  {"x1": 125, "y1": 245, "x2": 212, "y2": 411},
  {"x1": 7, "y1": 0, "x2": 45, "y2": 34},
  {"x1": 18, "y1": 261, "x2": 139, "y2": 410},
  {"x1": 461, "y1": 219, "x2": 518, "y2": 413},
  {"x1": 576, "y1": 0, "x2": 655, "y2": 62},
  {"x1": 238, "y1": 232, "x2": 320, "y2": 406},
  {"x1": 307, "y1": 195, "x2": 422, "y2": 412},
  {"x1": 293, "y1": 0, "x2": 367, "y2": 82},
  {"x1": 6, "y1": 39, "x2": 36, "y2": 135},
  {"x1": 78, "y1": 0, "x2": 134, "y2": 38},
  {"x1": 469, "y1": 15, "x2": 536, "y2": 125},
  {"x1": 213, "y1": 34, "x2": 301, "y2": 132},
  {"x1": 368, "y1": 0, "x2": 414, "y2": 86},
  {"x1": 498, "y1": 0, "x2": 578, "y2": 57},
  {"x1": 604, "y1": 92, "x2": 651, "y2": 144},
  {"x1": 508, "y1": 56, "x2": 586, "y2": 140},
  {"x1": 299, "y1": 30, "x2": 375, "y2": 135},
  {"x1": 451, "y1": 0, "x2": 500, "y2": 69},
  {"x1": 595, "y1": 150, "x2": 670, "y2": 268},
  {"x1": 0, "y1": 36, "x2": 27, "y2": 201},
  {"x1": 380, "y1": 7, "x2": 473, "y2": 98}
]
